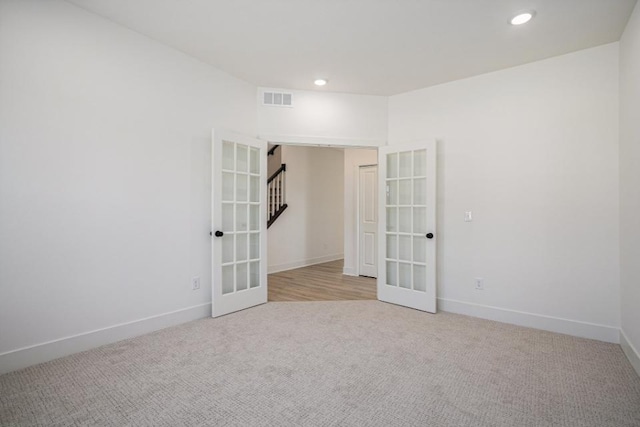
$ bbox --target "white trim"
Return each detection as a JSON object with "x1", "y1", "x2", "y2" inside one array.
[
  {"x1": 343, "y1": 267, "x2": 358, "y2": 276},
  {"x1": 355, "y1": 164, "x2": 361, "y2": 277},
  {"x1": 620, "y1": 329, "x2": 640, "y2": 377},
  {"x1": 259, "y1": 134, "x2": 386, "y2": 148},
  {"x1": 437, "y1": 298, "x2": 620, "y2": 343},
  {"x1": 0, "y1": 303, "x2": 211, "y2": 375},
  {"x1": 268, "y1": 253, "x2": 344, "y2": 274}
]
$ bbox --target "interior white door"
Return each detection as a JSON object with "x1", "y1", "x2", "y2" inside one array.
[
  {"x1": 359, "y1": 165, "x2": 378, "y2": 278},
  {"x1": 211, "y1": 129, "x2": 267, "y2": 317},
  {"x1": 377, "y1": 141, "x2": 436, "y2": 313}
]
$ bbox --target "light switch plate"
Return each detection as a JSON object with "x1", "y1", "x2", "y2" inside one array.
[{"x1": 465, "y1": 211, "x2": 473, "y2": 222}]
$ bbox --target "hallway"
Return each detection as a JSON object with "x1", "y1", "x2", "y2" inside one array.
[{"x1": 268, "y1": 260, "x2": 376, "y2": 301}]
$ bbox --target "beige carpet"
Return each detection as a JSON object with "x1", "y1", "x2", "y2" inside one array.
[{"x1": 1, "y1": 301, "x2": 639, "y2": 426}]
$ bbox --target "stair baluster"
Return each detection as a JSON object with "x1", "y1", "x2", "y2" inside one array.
[{"x1": 267, "y1": 163, "x2": 288, "y2": 228}]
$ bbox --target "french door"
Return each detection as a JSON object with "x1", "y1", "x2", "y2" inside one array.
[
  {"x1": 377, "y1": 141, "x2": 437, "y2": 313},
  {"x1": 211, "y1": 129, "x2": 267, "y2": 317}
]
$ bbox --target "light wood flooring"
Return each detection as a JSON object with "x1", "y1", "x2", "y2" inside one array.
[{"x1": 268, "y1": 259, "x2": 377, "y2": 302}]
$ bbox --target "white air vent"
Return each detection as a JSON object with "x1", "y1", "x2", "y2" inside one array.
[{"x1": 263, "y1": 91, "x2": 293, "y2": 107}]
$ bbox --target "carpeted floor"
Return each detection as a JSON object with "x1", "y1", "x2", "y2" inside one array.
[{"x1": 1, "y1": 301, "x2": 639, "y2": 426}]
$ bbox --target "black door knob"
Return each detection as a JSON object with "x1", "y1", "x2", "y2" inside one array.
[
  {"x1": 214, "y1": 231, "x2": 224, "y2": 237},
  {"x1": 426, "y1": 233, "x2": 434, "y2": 239}
]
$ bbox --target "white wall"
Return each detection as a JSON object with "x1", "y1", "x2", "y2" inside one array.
[
  {"x1": 267, "y1": 146, "x2": 344, "y2": 273},
  {"x1": 0, "y1": 1, "x2": 631, "y2": 376},
  {"x1": 343, "y1": 149, "x2": 378, "y2": 276},
  {"x1": 257, "y1": 88, "x2": 387, "y2": 147},
  {"x1": 0, "y1": 0, "x2": 257, "y2": 373},
  {"x1": 267, "y1": 145, "x2": 282, "y2": 177},
  {"x1": 619, "y1": 2, "x2": 640, "y2": 374},
  {"x1": 388, "y1": 43, "x2": 621, "y2": 342}
]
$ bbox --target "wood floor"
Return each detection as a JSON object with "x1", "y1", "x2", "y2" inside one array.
[{"x1": 268, "y1": 260, "x2": 377, "y2": 301}]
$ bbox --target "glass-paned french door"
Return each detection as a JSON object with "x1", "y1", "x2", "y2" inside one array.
[
  {"x1": 377, "y1": 141, "x2": 436, "y2": 313},
  {"x1": 212, "y1": 129, "x2": 267, "y2": 317}
]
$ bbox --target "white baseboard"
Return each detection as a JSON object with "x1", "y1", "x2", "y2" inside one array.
[
  {"x1": 620, "y1": 329, "x2": 640, "y2": 377},
  {"x1": 343, "y1": 267, "x2": 358, "y2": 276},
  {"x1": 268, "y1": 253, "x2": 344, "y2": 274},
  {"x1": 2, "y1": 297, "x2": 627, "y2": 375},
  {"x1": 0, "y1": 302, "x2": 211, "y2": 375},
  {"x1": 437, "y1": 298, "x2": 619, "y2": 344}
]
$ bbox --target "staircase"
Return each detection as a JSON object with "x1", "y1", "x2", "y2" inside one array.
[{"x1": 267, "y1": 145, "x2": 288, "y2": 228}]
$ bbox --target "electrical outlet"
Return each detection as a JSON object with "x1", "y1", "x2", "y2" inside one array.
[
  {"x1": 465, "y1": 211, "x2": 473, "y2": 222},
  {"x1": 475, "y1": 278, "x2": 484, "y2": 290},
  {"x1": 191, "y1": 277, "x2": 201, "y2": 290}
]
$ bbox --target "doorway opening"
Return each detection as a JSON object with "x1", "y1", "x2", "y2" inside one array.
[
  {"x1": 211, "y1": 129, "x2": 436, "y2": 317},
  {"x1": 265, "y1": 144, "x2": 378, "y2": 302}
]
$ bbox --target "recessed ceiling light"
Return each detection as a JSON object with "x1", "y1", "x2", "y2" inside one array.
[
  {"x1": 314, "y1": 79, "x2": 328, "y2": 86},
  {"x1": 510, "y1": 10, "x2": 535, "y2": 25}
]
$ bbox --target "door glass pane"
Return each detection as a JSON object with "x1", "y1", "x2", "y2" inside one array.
[
  {"x1": 249, "y1": 233, "x2": 259, "y2": 260},
  {"x1": 398, "y1": 235, "x2": 411, "y2": 261},
  {"x1": 387, "y1": 153, "x2": 398, "y2": 178},
  {"x1": 414, "y1": 178, "x2": 426, "y2": 205},
  {"x1": 250, "y1": 176, "x2": 260, "y2": 202},
  {"x1": 399, "y1": 151, "x2": 412, "y2": 178},
  {"x1": 399, "y1": 263, "x2": 411, "y2": 288},
  {"x1": 222, "y1": 265, "x2": 234, "y2": 295},
  {"x1": 387, "y1": 180, "x2": 398, "y2": 205},
  {"x1": 222, "y1": 172, "x2": 234, "y2": 202},
  {"x1": 249, "y1": 147, "x2": 260, "y2": 174},
  {"x1": 413, "y1": 237, "x2": 426, "y2": 262},
  {"x1": 414, "y1": 149, "x2": 427, "y2": 176},
  {"x1": 237, "y1": 144, "x2": 248, "y2": 173},
  {"x1": 222, "y1": 141, "x2": 234, "y2": 171},
  {"x1": 382, "y1": 147, "x2": 432, "y2": 304},
  {"x1": 236, "y1": 204, "x2": 247, "y2": 231},
  {"x1": 386, "y1": 234, "x2": 397, "y2": 259},
  {"x1": 222, "y1": 204, "x2": 234, "y2": 231},
  {"x1": 237, "y1": 174, "x2": 248, "y2": 202},
  {"x1": 413, "y1": 207, "x2": 427, "y2": 234},
  {"x1": 398, "y1": 179, "x2": 411, "y2": 205},
  {"x1": 249, "y1": 205, "x2": 259, "y2": 231},
  {"x1": 399, "y1": 207, "x2": 411, "y2": 233},
  {"x1": 236, "y1": 233, "x2": 247, "y2": 261},
  {"x1": 249, "y1": 261, "x2": 260, "y2": 288},
  {"x1": 413, "y1": 265, "x2": 426, "y2": 292},
  {"x1": 386, "y1": 261, "x2": 397, "y2": 286},
  {"x1": 222, "y1": 234, "x2": 234, "y2": 264},
  {"x1": 236, "y1": 262, "x2": 248, "y2": 291},
  {"x1": 386, "y1": 207, "x2": 398, "y2": 232},
  {"x1": 216, "y1": 137, "x2": 264, "y2": 312}
]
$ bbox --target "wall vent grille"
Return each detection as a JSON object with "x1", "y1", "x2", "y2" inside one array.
[{"x1": 263, "y1": 91, "x2": 293, "y2": 107}]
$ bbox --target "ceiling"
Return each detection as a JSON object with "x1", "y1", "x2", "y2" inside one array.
[{"x1": 67, "y1": 0, "x2": 637, "y2": 96}]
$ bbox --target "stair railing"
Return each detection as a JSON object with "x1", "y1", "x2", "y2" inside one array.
[
  {"x1": 267, "y1": 144, "x2": 280, "y2": 156},
  {"x1": 267, "y1": 163, "x2": 288, "y2": 228}
]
